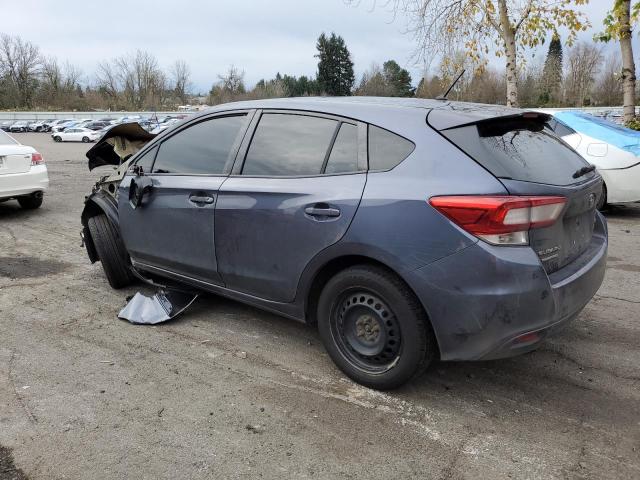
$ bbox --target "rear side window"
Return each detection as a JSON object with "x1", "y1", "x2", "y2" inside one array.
[
  {"x1": 368, "y1": 125, "x2": 415, "y2": 170},
  {"x1": 325, "y1": 123, "x2": 358, "y2": 174},
  {"x1": 152, "y1": 114, "x2": 246, "y2": 174},
  {"x1": 242, "y1": 114, "x2": 338, "y2": 176},
  {"x1": 441, "y1": 119, "x2": 589, "y2": 186}
]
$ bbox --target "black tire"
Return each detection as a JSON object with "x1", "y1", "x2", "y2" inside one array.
[
  {"x1": 596, "y1": 182, "x2": 607, "y2": 211},
  {"x1": 87, "y1": 214, "x2": 133, "y2": 289},
  {"x1": 17, "y1": 192, "x2": 43, "y2": 209},
  {"x1": 53, "y1": 136, "x2": 61, "y2": 142},
  {"x1": 317, "y1": 265, "x2": 437, "y2": 390},
  {"x1": 82, "y1": 136, "x2": 89, "y2": 143}
]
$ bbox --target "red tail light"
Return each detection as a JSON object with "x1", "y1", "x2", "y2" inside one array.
[
  {"x1": 429, "y1": 195, "x2": 566, "y2": 245},
  {"x1": 31, "y1": 152, "x2": 44, "y2": 166}
]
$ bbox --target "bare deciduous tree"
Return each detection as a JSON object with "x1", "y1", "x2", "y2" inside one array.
[
  {"x1": 171, "y1": 59, "x2": 191, "y2": 104},
  {"x1": 38, "y1": 57, "x2": 83, "y2": 108},
  {"x1": 96, "y1": 50, "x2": 166, "y2": 110},
  {"x1": 209, "y1": 65, "x2": 246, "y2": 104},
  {"x1": 593, "y1": 55, "x2": 623, "y2": 106},
  {"x1": 0, "y1": 33, "x2": 41, "y2": 107},
  {"x1": 355, "y1": 64, "x2": 395, "y2": 96},
  {"x1": 564, "y1": 42, "x2": 603, "y2": 107}
]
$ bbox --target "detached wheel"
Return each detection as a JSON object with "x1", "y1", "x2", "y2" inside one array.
[
  {"x1": 87, "y1": 214, "x2": 133, "y2": 289},
  {"x1": 317, "y1": 265, "x2": 436, "y2": 390},
  {"x1": 18, "y1": 192, "x2": 43, "y2": 209}
]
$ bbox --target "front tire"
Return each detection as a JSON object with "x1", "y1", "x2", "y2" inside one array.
[
  {"x1": 317, "y1": 265, "x2": 436, "y2": 390},
  {"x1": 53, "y1": 136, "x2": 61, "y2": 142},
  {"x1": 82, "y1": 136, "x2": 90, "y2": 143},
  {"x1": 87, "y1": 214, "x2": 133, "y2": 289}
]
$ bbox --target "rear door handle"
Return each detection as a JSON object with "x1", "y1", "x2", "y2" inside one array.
[
  {"x1": 304, "y1": 206, "x2": 341, "y2": 217},
  {"x1": 189, "y1": 195, "x2": 214, "y2": 205}
]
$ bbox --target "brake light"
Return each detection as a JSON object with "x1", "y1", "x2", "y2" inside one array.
[
  {"x1": 429, "y1": 196, "x2": 566, "y2": 245},
  {"x1": 31, "y1": 152, "x2": 44, "y2": 166}
]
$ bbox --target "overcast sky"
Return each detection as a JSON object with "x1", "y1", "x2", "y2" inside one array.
[{"x1": 1, "y1": 0, "x2": 631, "y2": 93}]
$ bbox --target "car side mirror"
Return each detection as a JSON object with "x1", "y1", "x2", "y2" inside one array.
[{"x1": 128, "y1": 176, "x2": 153, "y2": 209}]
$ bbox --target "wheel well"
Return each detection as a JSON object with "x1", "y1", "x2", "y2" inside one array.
[{"x1": 81, "y1": 200, "x2": 105, "y2": 226}]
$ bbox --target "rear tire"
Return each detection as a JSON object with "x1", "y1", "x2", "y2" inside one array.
[
  {"x1": 87, "y1": 214, "x2": 133, "y2": 289},
  {"x1": 17, "y1": 192, "x2": 43, "y2": 209},
  {"x1": 317, "y1": 265, "x2": 436, "y2": 390},
  {"x1": 53, "y1": 136, "x2": 61, "y2": 142},
  {"x1": 82, "y1": 136, "x2": 89, "y2": 143}
]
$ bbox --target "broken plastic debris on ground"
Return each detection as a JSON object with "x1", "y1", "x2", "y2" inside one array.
[{"x1": 118, "y1": 289, "x2": 199, "y2": 325}]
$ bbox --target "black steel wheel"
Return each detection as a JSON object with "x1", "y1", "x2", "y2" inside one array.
[
  {"x1": 332, "y1": 290, "x2": 402, "y2": 373},
  {"x1": 318, "y1": 265, "x2": 437, "y2": 390}
]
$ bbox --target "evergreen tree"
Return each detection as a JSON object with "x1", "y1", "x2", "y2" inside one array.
[
  {"x1": 382, "y1": 60, "x2": 414, "y2": 97},
  {"x1": 316, "y1": 32, "x2": 355, "y2": 96},
  {"x1": 539, "y1": 36, "x2": 563, "y2": 106}
]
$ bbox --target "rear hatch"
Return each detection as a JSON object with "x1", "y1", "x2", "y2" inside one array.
[{"x1": 432, "y1": 110, "x2": 602, "y2": 274}]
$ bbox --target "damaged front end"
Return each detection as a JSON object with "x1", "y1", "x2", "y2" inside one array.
[
  {"x1": 80, "y1": 123, "x2": 201, "y2": 325},
  {"x1": 80, "y1": 123, "x2": 156, "y2": 263}
]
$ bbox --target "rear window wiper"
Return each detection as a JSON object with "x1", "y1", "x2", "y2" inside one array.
[{"x1": 572, "y1": 164, "x2": 596, "y2": 179}]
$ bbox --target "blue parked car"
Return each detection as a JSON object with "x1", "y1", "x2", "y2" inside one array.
[{"x1": 80, "y1": 98, "x2": 607, "y2": 389}]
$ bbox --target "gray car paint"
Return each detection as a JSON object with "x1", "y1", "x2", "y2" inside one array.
[
  {"x1": 215, "y1": 173, "x2": 367, "y2": 302},
  {"x1": 84, "y1": 97, "x2": 608, "y2": 361},
  {"x1": 119, "y1": 175, "x2": 226, "y2": 284}
]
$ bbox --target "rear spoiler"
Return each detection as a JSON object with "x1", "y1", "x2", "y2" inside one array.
[
  {"x1": 86, "y1": 122, "x2": 156, "y2": 171},
  {"x1": 427, "y1": 108, "x2": 551, "y2": 131}
]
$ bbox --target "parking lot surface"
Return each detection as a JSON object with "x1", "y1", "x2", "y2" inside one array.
[{"x1": 1, "y1": 133, "x2": 639, "y2": 479}]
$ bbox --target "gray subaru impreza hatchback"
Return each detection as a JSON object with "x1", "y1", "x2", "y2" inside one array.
[{"x1": 81, "y1": 97, "x2": 607, "y2": 389}]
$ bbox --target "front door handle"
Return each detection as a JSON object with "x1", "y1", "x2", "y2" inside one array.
[
  {"x1": 189, "y1": 195, "x2": 214, "y2": 205},
  {"x1": 304, "y1": 206, "x2": 341, "y2": 217}
]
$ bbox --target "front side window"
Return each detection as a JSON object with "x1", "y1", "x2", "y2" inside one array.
[
  {"x1": 152, "y1": 114, "x2": 246, "y2": 175},
  {"x1": 134, "y1": 146, "x2": 158, "y2": 172},
  {"x1": 242, "y1": 113, "x2": 338, "y2": 176}
]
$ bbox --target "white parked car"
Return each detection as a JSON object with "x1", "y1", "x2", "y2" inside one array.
[
  {"x1": 0, "y1": 129, "x2": 48, "y2": 209},
  {"x1": 545, "y1": 110, "x2": 640, "y2": 208},
  {"x1": 52, "y1": 127, "x2": 101, "y2": 143}
]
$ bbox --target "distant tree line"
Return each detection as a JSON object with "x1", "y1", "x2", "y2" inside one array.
[{"x1": 0, "y1": 29, "x2": 630, "y2": 112}]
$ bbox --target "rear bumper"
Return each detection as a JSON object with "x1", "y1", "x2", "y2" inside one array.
[
  {"x1": 0, "y1": 165, "x2": 49, "y2": 199},
  {"x1": 407, "y1": 212, "x2": 608, "y2": 361},
  {"x1": 599, "y1": 163, "x2": 640, "y2": 204}
]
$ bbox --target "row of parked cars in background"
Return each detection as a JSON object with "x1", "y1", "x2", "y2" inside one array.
[{"x1": 0, "y1": 115, "x2": 190, "y2": 142}]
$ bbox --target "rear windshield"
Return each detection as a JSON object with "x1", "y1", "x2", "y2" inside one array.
[
  {"x1": 441, "y1": 118, "x2": 590, "y2": 186},
  {"x1": 0, "y1": 130, "x2": 18, "y2": 145}
]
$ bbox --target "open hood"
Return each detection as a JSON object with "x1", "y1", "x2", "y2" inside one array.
[{"x1": 86, "y1": 122, "x2": 156, "y2": 171}]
